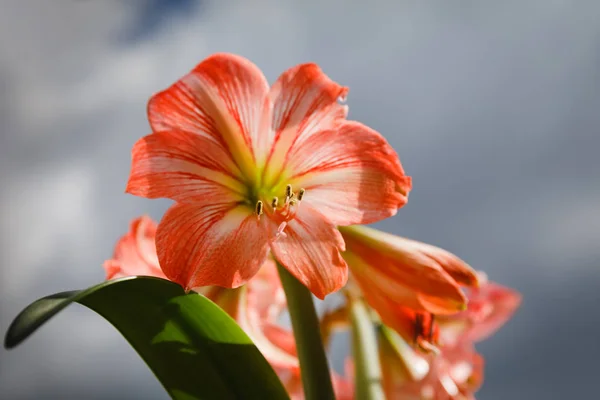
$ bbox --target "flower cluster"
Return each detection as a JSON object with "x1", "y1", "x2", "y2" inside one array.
[
  {"x1": 110, "y1": 54, "x2": 521, "y2": 399},
  {"x1": 105, "y1": 216, "x2": 519, "y2": 399}
]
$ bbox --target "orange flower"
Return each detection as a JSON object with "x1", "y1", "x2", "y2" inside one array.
[
  {"x1": 377, "y1": 276, "x2": 520, "y2": 399},
  {"x1": 379, "y1": 326, "x2": 484, "y2": 400},
  {"x1": 340, "y1": 225, "x2": 478, "y2": 321},
  {"x1": 126, "y1": 53, "x2": 411, "y2": 299}
]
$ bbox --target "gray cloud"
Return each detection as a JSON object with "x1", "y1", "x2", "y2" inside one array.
[{"x1": 1, "y1": 0, "x2": 599, "y2": 399}]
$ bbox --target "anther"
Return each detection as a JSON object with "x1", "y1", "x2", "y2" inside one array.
[
  {"x1": 255, "y1": 200, "x2": 263, "y2": 216},
  {"x1": 427, "y1": 314, "x2": 435, "y2": 342},
  {"x1": 414, "y1": 314, "x2": 423, "y2": 344},
  {"x1": 297, "y1": 188, "x2": 305, "y2": 201},
  {"x1": 285, "y1": 184, "x2": 293, "y2": 198},
  {"x1": 271, "y1": 197, "x2": 278, "y2": 210}
]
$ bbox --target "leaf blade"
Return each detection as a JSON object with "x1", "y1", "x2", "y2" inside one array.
[{"x1": 4, "y1": 276, "x2": 289, "y2": 400}]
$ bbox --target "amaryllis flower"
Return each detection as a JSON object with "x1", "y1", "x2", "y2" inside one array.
[
  {"x1": 376, "y1": 276, "x2": 520, "y2": 400},
  {"x1": 339, "y1": 225, "x2": 479, "y2": 319},
  {"x1": 379, "y1": 326, "x2": 484, "y2": 400},
  {"x1": 103, "y1": 215, "x2": 166, "y2": 280},
  {"x1": 126, "y1": 53, "x2": 411, "y2": 298}
]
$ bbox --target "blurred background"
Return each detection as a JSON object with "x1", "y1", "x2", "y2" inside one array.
[{"x1": 1, "y1": 0, "x2": 599, "y2": 398}]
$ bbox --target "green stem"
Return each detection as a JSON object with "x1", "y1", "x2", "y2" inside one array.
[
  {"x1": 350, "y1": 299, "x2": 384, "y2": 400},
  {"x1": 276, "y1": 262, "x2": 335, "y2": 400}
]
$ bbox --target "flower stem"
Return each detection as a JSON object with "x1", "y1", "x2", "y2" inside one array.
[
  {"x1": 276, "y1": 262, "x2": 335, "y2": 400},
  {"x1": 350, "y1": 299, "x2": 384, "y2": 400}
]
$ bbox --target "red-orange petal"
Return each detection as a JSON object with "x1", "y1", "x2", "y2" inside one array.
[
  {"x1": 103, "y1": 216, "x2": 165, "y2": 280},
  {"x1": 156, "y1": 202, "x2": 270, "y2": 290},
  {"x1": 126, "y1": 130, "x2": 246, "y2": 203},
  {"x1": 148, "y1": 53, "x2": 271, "y2": 181},
  {"x1": 445, "y1": 344, "x2": 485, "y2": 395},
  {"x1": 262, "y1": 323, "x2": 298, "y2": 357},
  {"x1": 263, "y1": 63, "x2": 348, "y2": 186},
  {"x1": 270, "y1": 204, "x2": 348, "y2": 299},
  {"x1": 342, "y1": 226, "x2": 467, "y2": 315},
  {"x1": 465, "y1": 282, "x2": 521, "y2": 342},
  {"x1": 438, "y1": 280, "x2": 522, "y2": 346},
  {"x1": 288, "y1": 121, "x2": 412, "y2": 226},
  {"x1": 410, "y1": 241, "x2": 479, "y2": 287}
]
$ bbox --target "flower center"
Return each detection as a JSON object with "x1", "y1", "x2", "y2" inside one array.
[{"x1": 253, "y1": 184, "x2": 306, "y2": 237}]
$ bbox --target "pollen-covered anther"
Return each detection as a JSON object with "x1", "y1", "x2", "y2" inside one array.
[
  {"x1": 270, "y1": 185, "x2": 305, "y2": 228},
  {"x1": 255, "y1": 200, "x2": 264, "y2": 217},
  {"x1": 271, "y1": 197, "x2": 279, "y2": 211}
]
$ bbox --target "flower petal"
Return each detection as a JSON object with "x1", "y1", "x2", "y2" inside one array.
[
  {"x1": 346, "y1": 251, "x2": 466, "y2": 315},
  {"x1": 237, "y1": 289, "x2": 299, "y2": 370},
  {"x1": 148, "y1": 53, "x2": 271, "y2": 181},
  {"x1": 156, "y1": 202, "x2": 270, "y2": 290},
  {"x1": 129, "y1": 216, "x2": 161, "y2": 268},
  {"x1": 288, "y1": 121, "x2": 411, "y2": 225},
  {"x1": 411, "y1": 241, "x2": 479, "y2": 287},
  {"x1": 438, "y1": 281, "x2": 522, "y2": 346},
  {"x1": 263, "y1": 63, "x2": 348, "y2": 186},
  {"x1": 341, "y1": 226, "x2": 468, "y2": 315},
  {"x1": 269, "y1": 204, "x2": 348, "y2": 299},
  {"x1": 463, "y1": 282, "x2": 521, "y2": 343},
  {"x1": 103, "y1": 216, "x2": 165, "y2": 280},
  {"x1": 261, "y1": 323, "x2": 298, "y2": 357},
  {"x1": 126, "y1": 130, "x2": 246, "y2": 203},
  {"x1": 446, "y1": 345, "x2": 485, "y2": 393}
]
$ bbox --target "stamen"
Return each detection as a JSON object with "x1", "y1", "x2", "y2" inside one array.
[
  {"x1": 297, "y1": 188, "x2": 305, "y2": 201},
  {"x1": 414, "y1": 314, "x2": 423, "y2": 344},
  {"x1": 267, "y1": 184, "x2": 304, "y2": 237},
  {"x1": 255, "y1": 200, "x2": 263, "y2": 216},
  {"x1": 428, "y1": 314, "x2": 435, "y2": 342},
  {"x1": 412, "y1": 313, "x2": 439, "y2": 354}
]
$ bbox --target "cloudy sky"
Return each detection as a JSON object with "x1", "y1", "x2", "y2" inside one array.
[{"x1": 1, "y1": 0, "x2": 599, "y2": 399}]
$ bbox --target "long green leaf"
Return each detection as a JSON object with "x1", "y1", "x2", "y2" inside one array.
[{"x1": 4, "y1": 276, "x2": 289, "y2": 400}]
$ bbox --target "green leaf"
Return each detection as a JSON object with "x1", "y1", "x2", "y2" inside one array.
[{"x1": 4, "y1": 276, "x2": 290, "y2": 400}]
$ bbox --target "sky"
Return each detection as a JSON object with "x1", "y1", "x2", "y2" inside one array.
[{"x1": 1, "y1": 0, "x2": 600, "y2": 399}]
